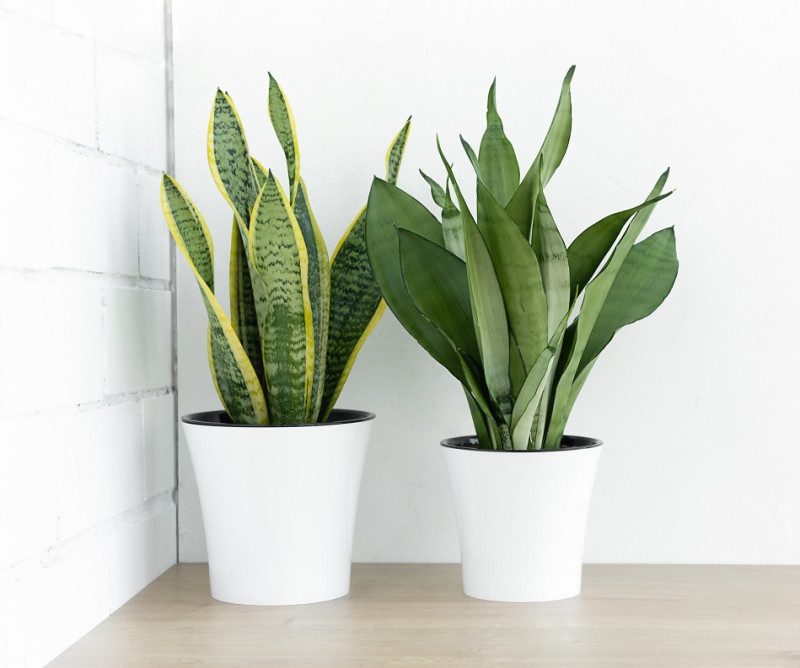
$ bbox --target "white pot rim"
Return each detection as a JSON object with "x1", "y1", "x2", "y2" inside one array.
[
  {"x1": 440, "y1": 434, "x2": 603, "y2": 452},
  {"x1": 182, "y1": 409, "x2": 375, "y2": 429}
]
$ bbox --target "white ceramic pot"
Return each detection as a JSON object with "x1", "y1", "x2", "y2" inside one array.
[
  {"x1": 441, "y1": 435, "x2": 603, "y2": 603},
  {"x1": 182, "y1": 409, "x2": 373, "y2": 606}
]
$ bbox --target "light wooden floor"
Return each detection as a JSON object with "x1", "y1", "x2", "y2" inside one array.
[{"x1": 50, "y1": 564, "x2": 800, "y2": 667}]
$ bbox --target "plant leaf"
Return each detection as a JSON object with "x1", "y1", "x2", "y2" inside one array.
[
  {"x1": 397, "y1": 229, "x2": 479, "y2": 362},
  {"x1": 476, "y1": 180, "x2": 548, "y2": 371},
  {"x1": 580, "y1": 227, "x2": 678, "y2": 372},
  {"x1": 161, "y1": 174, "x2": 268, "y2": 424},
  {"x1": 545, "y1": 170, "x2": 672, "y2": 448},
  {"x1": 534, "y1": 178, "x2": 571, "y2": 337},
  {"x1": 477, "y1": 79, "x2": 520, "y2": 207},
  {"x1": 321, "y1": 118, "x2": 414, "y2": 417},
  {"x1": 567, "y1": 190, "x2": 674, "y2": 300},
  {"x1": 249, "y1": 173, "x2": 314, "y2": 424},
  {"x1": 505, "y1": 66, "x2": 575, "y2": 236},
  {"x1": 293, "y1": 179, "x2": 331, "y2": 422},
  {"x1": 208, "y1": 89, "x2": 259, "y2": 235},
  {"x1": 366, "y1": 178, "x2": 464, "y2": 382},
  {"x1": 386, "y1": 117, "x2": 412, "y2": 186},
  {"x1": 462, "y1": 205, "x2": 513, "y2": 422},
  {"x1": 420, "y1": 170, "x2": 446, "y2": 208},
  {"x1": 267, "y1": 74, "x2": 301, "y2": 201},
  {"x1": 229, "y1": 217, "x2": 265, "y2": 389}
]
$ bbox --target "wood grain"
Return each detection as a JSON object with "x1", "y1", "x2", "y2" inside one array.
[{"x1": 50, "y1": 564, "x2": 800, "y2": 667}]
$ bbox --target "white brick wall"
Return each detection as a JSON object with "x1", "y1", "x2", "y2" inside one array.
[{"x1": 0, "y1": 2, "x2": 175, "y2": 666}]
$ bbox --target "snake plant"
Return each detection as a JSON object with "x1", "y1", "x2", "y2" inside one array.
[
  {"x1": 366, "y1": 67, "x2": 678, "y2": 450},
  {"x1": 161, "y1": 75, "x2": 410, "y2": 424}
]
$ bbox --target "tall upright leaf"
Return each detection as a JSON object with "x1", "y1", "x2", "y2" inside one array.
[
  {"x1": 505, "y1": 66, "x2": 575, "y2": 236},
  {"x1": 293, "y1": 179, "x2": 330, "y2": 421},
  {"x1": 533, "y1": 179, "x2": 570, "y2": 337},
  {"x1": 249, "y1": 174, "x2": 314, "y2": 424},
  {"x1": 478, "y1": 79, "x2": 520, "y2": 207},
  {"x1": 476, "y1": 181, "x2": 548, "y2": 371}
]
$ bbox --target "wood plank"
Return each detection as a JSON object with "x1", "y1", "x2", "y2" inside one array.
[{"x1": 50, "y1": 564, "x2": 800, "y2": 667}]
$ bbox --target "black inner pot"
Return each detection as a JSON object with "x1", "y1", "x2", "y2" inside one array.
[
  {"x1": 182, "y1": 409, "x2": 375, "y2": 427},
  {"x1": 440, "y1": 434, "x2": 603, "y2": 451}
]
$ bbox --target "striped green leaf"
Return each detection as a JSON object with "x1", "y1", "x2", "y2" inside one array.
[
  {"x1": 229, "y1": 218, "x2": 264, "y2": 389},
  {"x1": 249, "y1": 173, "x2": 313, "y2": 424},
  {"x1": 478, "y1": 79, "x2": 520, "y2": 207},
  {"x1": 208, "y1": 89, "x2": 259, "y2": 235},
  {"x1": 293, "y1": 179, "x2": 330, "y2": 422},
  {"x1": 161, "y1": 174, "x2": 268, "y2": 424},
  {"x1": 321, "y1": 120, "x2": 414, "y2": 417},
  {"x1": 267, "y1": 74, "x2": 301, "y2": 201},
  {"x1": 397, "y1": 229, "x2": 479, "y2": 363},
  {"x1": 386, "y1": 117, "x2": 412, "y2": 186}
]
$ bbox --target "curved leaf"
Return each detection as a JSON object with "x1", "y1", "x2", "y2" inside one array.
[
  {"x1": 267, "y1": 74, "x2": 301, "y2": 201},
  {"x1": 365, "y1": 178, "x2": 463, "y2": 381},
  {"x1": 580, "y1": 227, "x2": 678, "y2": 372},
  {"x1": 397, "y1": 229, "x2": 478, "y2": 362},
  {"x1": 505, "y1": 66, "x2": 575, "y2": 235},
  {"x1": 161, "y1": 175, "x2": 268, "y2": 424}
]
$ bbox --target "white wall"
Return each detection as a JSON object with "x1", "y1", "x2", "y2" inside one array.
[
  {"x1": 0, "y1": 1, "x2": 176, "y2": 665},
  {"x1": 172, "y1": 0, "x2": 800, "y2": 564}
]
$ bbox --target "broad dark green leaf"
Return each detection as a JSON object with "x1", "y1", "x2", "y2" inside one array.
[
  {"x1": 567, "y1": 187, "x2": 674, "y2": 299},
  {"x1": 365, "y1": 178, "x2": 462, "y2": 381},
  {"x1": 478, "y1": 79, "x2": 520, "y2": 207},
  {"x1": 397, "y1": 229, "x2": 479, "y2": 362},
  {"x1": 579, "y1": 227, "x2": 678, "y2": 372}
]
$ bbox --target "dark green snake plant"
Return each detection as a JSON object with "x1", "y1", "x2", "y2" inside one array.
[
  {"x1": 161, "y1": 75, "x2": 410, "y2": 424},
  {"x1": 366, "y1": 67, "x2": 678, "y2": 450}
]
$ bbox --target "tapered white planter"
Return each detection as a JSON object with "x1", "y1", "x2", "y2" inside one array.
[
  {"x1": 442, "y1": 435, "x2": 603, "y2": 603},
  {"x1": 182, "y1": 409, "x2": 373, "y2": 606}
]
